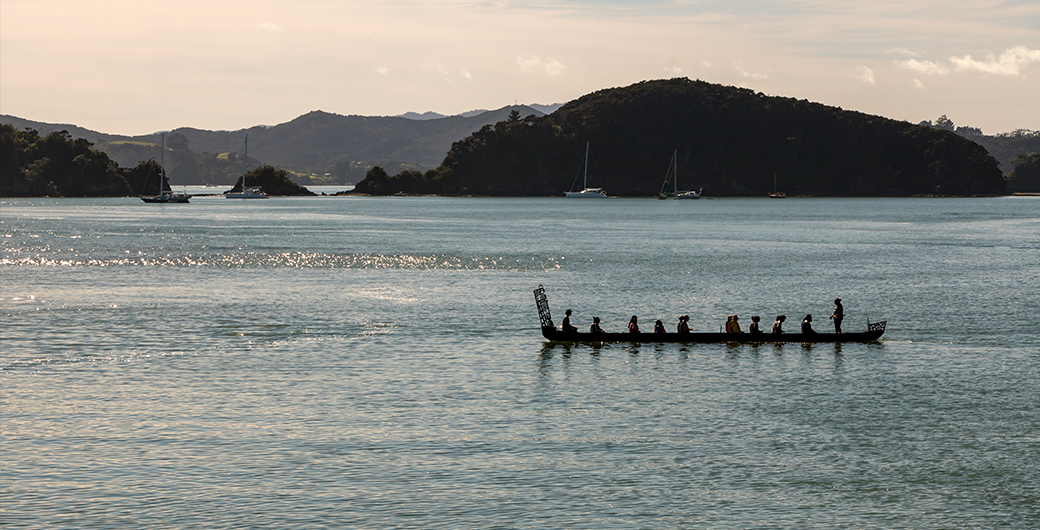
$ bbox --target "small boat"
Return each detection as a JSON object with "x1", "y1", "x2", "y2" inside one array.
[
  {"x1": 658, "y1": 150, "x2": 700, "y2": 200},
  {"x1": 533, "y1": 286, "x2": 886, "y2": 344},
  {"x1": 566, "y1": 142, "x2": 608, "y2": 198},
  {"x1": 227, "y1": 134, "x2": 269, "y2": 199},
  {"x1": 141, "y1": 133, "x2": 190, "y2": 203},
  {"x1": 226, "y1": 187, "x2": 269, "y2": 199},
  {"x1": 566, "y1": 188, "x2": 608, "y2": 198},
  {"x1": 141, "y1": 192, "x2": 190, "y2": 203},
  {"x1": 769, "y1": 173, "x2": 786, "y2": 198}
]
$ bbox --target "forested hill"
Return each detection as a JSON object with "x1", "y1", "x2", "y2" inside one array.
[
  {"x1": 2, "y1": 105, "x2": 546, "y2": 177},
  {"x1": 0, "y1": 124, "x2": 313, "y2": 197},
  {"x1": 355, "y1": 78, "x2": 1006, "y2": 196}
]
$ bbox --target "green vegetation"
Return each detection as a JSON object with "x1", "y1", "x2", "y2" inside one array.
[
  {"x1": 99, "y1": 133, "x2": 267, "y2": 186},
  {"x1": 355, "y1": 79, "x2": 1007, "y2": 196},
  {"x1": 920, "y1": 115, "x2": 1039, "y2": 176},
  {"x1": 108, "y1": 140, "x2": 158, "y2": 147},
  {"x1": 227, "y1": 165, "x2": 316, "y2": 196},
  {"x1": 0, "y1": 124, "x2": 137, "y2": 197},
  {"x1": 4, "y1": 108, "x2": 538, "y2": 184},
  {"x1": 1008, "y1": 153, "x2": 1040, "y2": 192},
  {"x1": 0, "y1": 125, "x2": 315, "y2": 197}
]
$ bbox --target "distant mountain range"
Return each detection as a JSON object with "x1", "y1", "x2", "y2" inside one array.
[
  {"x1": 396, "y1": 104, "x2": 562, "y2": 121},
  {"x1": 3, "y1": 99, "x2": 1034, "y2": 187},
  {"x1": 1, "y1": 104, "x2": 562, "y2": 183}
]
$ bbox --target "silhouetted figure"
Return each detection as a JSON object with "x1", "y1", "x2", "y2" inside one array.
[
  {"x1": 562, "y1": 309, "x2": 578, "y2": 332},
  {"x1": 829, "y1": 298, "x2": 844, "y2": 333},
  {"x1": 727, "y1": 315, "x2": 742, "y2": 333},
  {"x1": 654, "y1": 320, "x2": 666, "y2": 333},
  {"x1": 590, "y1": 316, "x2": 604, "y2": 334},
  {"x1": 749, "y1": 315, "x2": 762, "y2": 334},
  {"x1": 771, "y1": 315, "x2": 786, "y2": 334},
  {"x1": 801, "y1": 314, "x2": 816, "y2": 334},
  {"x1": 628, "y1": 315, "x2": 640, "y2": 333},
  {"x1": 677, "y1": 315, "x2": 690, "y2": 334}
]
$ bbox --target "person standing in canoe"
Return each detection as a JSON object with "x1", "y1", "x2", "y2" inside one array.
[
  {"x1": 829, "y1": 298, "x2": 844, "y2": 333},
  {"x1": 628, "y1": 315, "x2": 640, "y2": 333}
]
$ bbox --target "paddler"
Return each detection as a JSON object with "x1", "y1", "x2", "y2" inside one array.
[
  {"x1": 562, "y1": 309, "x2": 578, "y2": 333},
  {"x1": 589, "y1": 316, "x2": 604, "y2": 334}
]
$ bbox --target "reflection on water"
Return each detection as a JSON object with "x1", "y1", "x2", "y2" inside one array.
[{"x1": 2, "y1": 196, "x2": 1037, "y2": 529}]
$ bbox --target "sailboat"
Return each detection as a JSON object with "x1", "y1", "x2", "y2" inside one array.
[
  {"x1": 141, "y1": 133, "x2": 190, "y2": 203},
  {"x1": 226, "y1": 134, "x2": 269, "y2": 199},
  {"x1": 658, "y1": 150, "x2": 700, "y2": 200},
  {"x1": 565, "y1": 142, "x2": 607, "y2": 198},
  {"x1": 769, "y1": 173, "x2": 786, "y2": 198}
]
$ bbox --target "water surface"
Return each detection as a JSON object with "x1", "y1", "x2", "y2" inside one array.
[{"x1": 2, "y1": 196, "x2": 1038, "y2": 528}]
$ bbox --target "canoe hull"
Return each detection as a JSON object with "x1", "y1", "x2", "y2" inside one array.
[
  {"x1": 534, "y1": 284, "x2": 886, "y2": 344},
  {"x1": 541, "y1": 327, "x2": 884, "y2": 343}
]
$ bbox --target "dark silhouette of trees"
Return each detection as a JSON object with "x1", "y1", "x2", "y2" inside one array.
[
  {"x1": 123, "y1": 159, "x2": 168, "y2": 196},
  {"x1": 227, "y1": 165, "x2": 316, "y2": 196},
  {"x1": 1008, "y1": 153, "x2": 1040, "y2": 192},
  {"x1": 353, "y1": 79, "x2": 1006, "y2": 196},
  {"x1": 1, "y1": 124, "x2": 132, "y2": 197},
  {"x1": 934, "y1": 114, "x2": 955, "y2": 131}
]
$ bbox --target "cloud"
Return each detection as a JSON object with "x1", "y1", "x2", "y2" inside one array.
[
  {"x1": 734, "y1": 62, "x2": 767, "y2": 80},
  {"x1": 856, "y1": 66, "x2": 875, "y2": 84},
  {"x1": 375, "y1": 66, "x2": 389, "y2": 74},
  {"x1": 896, "y1": 59, "x2": 950, "y2": 75},
  {"x1": 461, "y1": 69, "x2": 472, "y2": 80},
  {"x1": 423, "y1": 63, "x2": 453, "y2": 83},
  {"x1": 896, "y1": 46, "x2": 1040, "y2": 77},
  {"x1": 702, "y1": 61, "x2": 713, "y2": 68},
  {"x1": 257, "y1": 22, "x2": 281, "y2": 31},
  {"x1": 665, "y1": 66, "x2": 683, "y2": 75},
  {"x1": 517, "y1": 54, "x2": 565, "y2": 76},
  {"x1": 949, "y1": 46, "x2": 1040, "y2": 76},
  {"x1": 886, "y1": 48, "x2": 920, "y2": 57},
  {"x1": 912, "y1": 79, "x2": 925, "y2": 90}
]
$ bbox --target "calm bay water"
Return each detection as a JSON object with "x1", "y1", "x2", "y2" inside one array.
[{"x1": 2, "y1": 195, "x2": 1038, "y2": 528}]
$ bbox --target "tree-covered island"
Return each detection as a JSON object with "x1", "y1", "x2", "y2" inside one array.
[
  {"x1": 353, "y1": 78, "x2": 1011, "y2": 197},
  {"x1": 0, "y1": 124, "x2": 314, "y2": 197}
]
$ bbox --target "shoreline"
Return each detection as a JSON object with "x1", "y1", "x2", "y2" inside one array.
[{"x1": 1, "y1": 192, "x2": 1034, "y2": 199}]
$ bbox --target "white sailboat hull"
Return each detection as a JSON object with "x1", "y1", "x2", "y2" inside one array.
[
  {"x1": 227, "y1": 187, "x2": 269, "y2": 199},
  {"x1": 566, "y1": 188, "x2": 608, "y2": 198}
]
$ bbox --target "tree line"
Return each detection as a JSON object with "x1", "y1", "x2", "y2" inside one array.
[
  {"x1": 0, "y1": 124, "x2": 313, "y2": 197},
  {"x1": 920, "y1": 114, "x2": 1039, "y2": 191},
  {"x1": 355, "y1": 78, "x2": 1012, "y2": 196},
  {"x1": 1, "y1": 125, "x2": 143, "y2": 196}
]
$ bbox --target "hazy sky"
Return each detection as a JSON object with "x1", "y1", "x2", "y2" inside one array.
[{"x1": 2, "y1": 0, "x2": 1038, "y2": 135}]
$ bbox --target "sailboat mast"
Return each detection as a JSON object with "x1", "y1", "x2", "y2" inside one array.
[
  {"x1": 160, "y1": 133, "x2": 165, "y2": 193},
  {"x1": 243, "y1": 134, "x2": 248, "y2": 189},
  {"x1": 583, "y1": 141, "x2": 589, "y2": 188},
  {"x1": 672, "y1": 150, "x2": 677, "y2": 190}
]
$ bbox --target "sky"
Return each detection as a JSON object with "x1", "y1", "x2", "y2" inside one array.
[{"x1": 2, "y1": 0, "x2": 1038, "y2": 136}]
